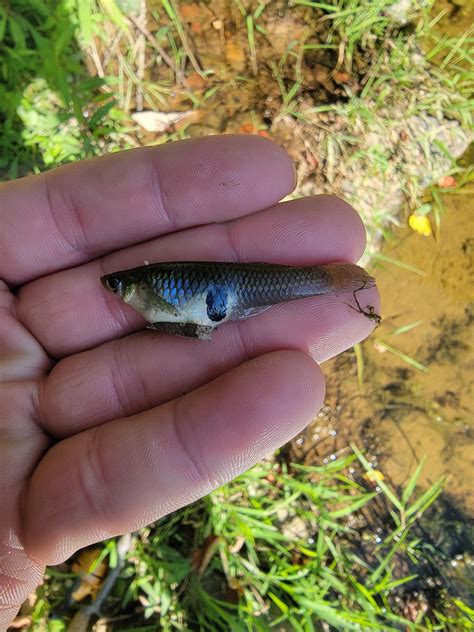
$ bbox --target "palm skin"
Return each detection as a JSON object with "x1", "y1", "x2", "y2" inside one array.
[{"x1": 0, "y1": 135, "x2": 379, "y2": 628}]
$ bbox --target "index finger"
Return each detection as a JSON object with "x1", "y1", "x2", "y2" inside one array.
[{"x1": 0, "y1": 135, "x2": 295, "y2": 285}]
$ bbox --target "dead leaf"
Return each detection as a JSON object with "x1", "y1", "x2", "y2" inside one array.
[
  {"x1": 174, "y1": 109, "x2": 203, "y2": 131},
  {"x1": 305, "y1": 151, "x2": 319, "y2": 169},
  {"x1": 71, "y1": 548, "x2": 107, "y2": 602},
  {"x1": 93, "y1": 618, "x2": 112, "y2": 632},
  {"x1": 225, "y1": 39, "x2": 246, "y2": 71},
  {"x1": 180, "y1": 3, "x2": 200, "y2": 21},
  {"x1": 438, "y1": 175, "x2": 457, "y2": 188},
  {"x1": 131, "y1": 110, "x2": 195, "y2": 132},
  {"x1": 265, "y1": 16, "x2": 308, "y2": 55},
  {"x1": 186, "y1": 72, "x2": 206, "y2": 90},
  {"x1": 9, "y1": 615, "x2": 32, "y2": 629},
  {"x1": 191, "y1": 535, "x2": 221, "y2": 576},
  {"x1": 229, "y1": 536, "x2": 245, "y2": 554},
  {"x1": 333, "y1": 71, "x2": 352, "y2": 84},
  {"x1": 239, "y1": 122, "x2": 254, "y2": 134}
]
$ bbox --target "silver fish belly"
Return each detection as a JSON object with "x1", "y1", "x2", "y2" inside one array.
[{"x1": 101, "y1": 261, "x2": 377, "y2": 339}]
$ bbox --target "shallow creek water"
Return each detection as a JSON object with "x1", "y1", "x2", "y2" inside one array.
[{"x1": 290, "y1": 164, "x2": 473, "y2": 602}]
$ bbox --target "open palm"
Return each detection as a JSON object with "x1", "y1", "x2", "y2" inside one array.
[{"x1": 0, "y1": 135, "x2": 379, "y2": 627}]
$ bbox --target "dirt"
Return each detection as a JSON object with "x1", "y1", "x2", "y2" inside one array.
[{"x1": 126, "y1": 0, "x2": 471, "y2": 261}]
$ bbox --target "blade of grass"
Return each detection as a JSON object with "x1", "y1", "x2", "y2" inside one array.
[
  {"x1": 375, "y1": 341, "x2": 429, "y2": 373},
  {"x1": 402, "y1": 457, "x2": 427, "y2": 505},
  {"x1": 372, "y1": 252, "x2": 427, "y2": 276},
  {"x1": 246, "y1": 15, "x2": 258, "y2": 76},
  {"x1": 353, "y1": 342, "x2": 365, "y2": 388}
]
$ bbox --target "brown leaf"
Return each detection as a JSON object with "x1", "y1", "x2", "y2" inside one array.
[
  {"x1": 174, "y1": 109, "x2": 203, "y2": 131},
  {"x1": 191, "y1": 535, "x2": 221, "y2": 576},
  {"x1": 239, "y1": 122, "x2": 254, "y2": 134},
  {"x1": 226, "y1": 39, "x2": 246, "y2": 71},
  {"x1": 333, "y1": 71, "x2": 352, "y2": 84},
  {"x1": 265, "y1": 16, "x2": 308, "y2": 55},
  {"x1": 437, "y1": 175, "x2": 457, "y2": 188},
  {"x1": 71, "y1": 548, "x2": 107, "y2": 603},
  {"x1": 9, "y1": 616, "x2": 31, "y2": 629},
  {"x1": 180, "y1": 3, "x2": 201, "y2": 21},
  {"x1": 131, "y1": 110, "x2": 195, "y2": 132},
  {"x1": 186, "y1": 72, "x2": 206, "y2": 91}
]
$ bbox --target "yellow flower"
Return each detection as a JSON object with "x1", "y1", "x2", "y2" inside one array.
[
  {"x1": 363, "y1": 469, "x2": 385, "y2": 483},
  {"x1": 408, "y1": 214, "x2": 432, "y2": 236}
]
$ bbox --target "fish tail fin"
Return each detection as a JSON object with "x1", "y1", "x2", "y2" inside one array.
[{"x1": 321, "y1": 263, "x2": 376, "y2": 295}]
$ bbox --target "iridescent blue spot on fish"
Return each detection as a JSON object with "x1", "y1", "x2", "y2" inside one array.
[{"x1": 206, "y1": 286, "x2": 228, "y2": 322}]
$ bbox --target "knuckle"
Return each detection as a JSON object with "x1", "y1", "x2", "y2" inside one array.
[{"x1": 170, "y1": 399, "x2": 214, "y2": 490}]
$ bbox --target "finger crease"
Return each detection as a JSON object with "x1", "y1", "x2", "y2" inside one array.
[
  {"x1": 170, "y1": 398, "x2": 213, "y2": 490},
  {"x1": 80, "y1": 427, "x2": 113, "y2": 519},
  {"x1": 110, "y1": 342, "x2": 145, "y2": 417},
  {"x1": 149, "y1": 157, "x2": 177, "y2": 233},
  {"x1": 43, "y1": 173, "x2": 88, "y2": 259},
  {"x1": 222, "y1": 223, "x2": 241, "y2": 262}
]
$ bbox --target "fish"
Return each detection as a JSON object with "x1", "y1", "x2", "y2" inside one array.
[{"x1": 101, "y1": 261, "x2": 378, "y2": 340}]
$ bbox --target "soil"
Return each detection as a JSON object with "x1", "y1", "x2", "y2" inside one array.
[{"x1": 127, "y1": 0, "x2": 471, "y2": 258}]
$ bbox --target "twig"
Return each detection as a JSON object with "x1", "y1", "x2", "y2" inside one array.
[
  {"x1": 135, "y1": 0, "x2": 147, "y2": 111},
  {"x1": 128, "y1": 14, "x2": 189, "y2": 89},
  {"x1": 66, "y1": 534, "x2": 134, "y2": 631},
  {"x1": 101, "y1": 28, "x2": 124, "y2": 70}
]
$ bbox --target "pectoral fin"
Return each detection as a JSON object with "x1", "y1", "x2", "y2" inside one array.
[
  {"x1": 234, "y1": 305, "x2": 273, "y2": 320},
  {"x1": 153, "y1": 296, "x2": 181, "y2": 318}
]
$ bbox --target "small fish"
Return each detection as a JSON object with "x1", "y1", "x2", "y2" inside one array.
[{"x1": 101, "y1": 261, "x2": 377, "y2": 340}]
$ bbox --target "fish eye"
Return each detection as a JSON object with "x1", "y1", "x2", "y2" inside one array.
[{"x1": 104, "y1": 275, "x2": 123, "y2": 294}]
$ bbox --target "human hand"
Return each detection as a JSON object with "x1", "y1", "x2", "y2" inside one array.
[{"x1": 0, "y1": 135, "x2": 379, "y2": 627}]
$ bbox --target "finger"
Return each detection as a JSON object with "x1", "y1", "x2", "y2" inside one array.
[
  {"x1": 40, "y1": 286, "x2": 378, "y2": 437},
  {"x1": 25, "y1": 351, "x2": 324, "y2": 565},
  {"x1": 1, "y1": 135, "x2": 295, "y2": 285},
  {"x1": 18, "y1": 196, "x2": 367, "y2": 357}
]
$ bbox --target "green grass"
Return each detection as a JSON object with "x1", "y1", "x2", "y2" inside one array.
[
  {"x1": 0, "y1": 0, "x2": 131, "y2": 179},
  {"x1": 28, "y1": 450, "x2": 472, "y2": 630}
]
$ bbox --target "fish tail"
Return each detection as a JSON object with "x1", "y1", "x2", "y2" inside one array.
[{"x1": 319, "y1": 263, "x2": 376, "y2": 295}]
